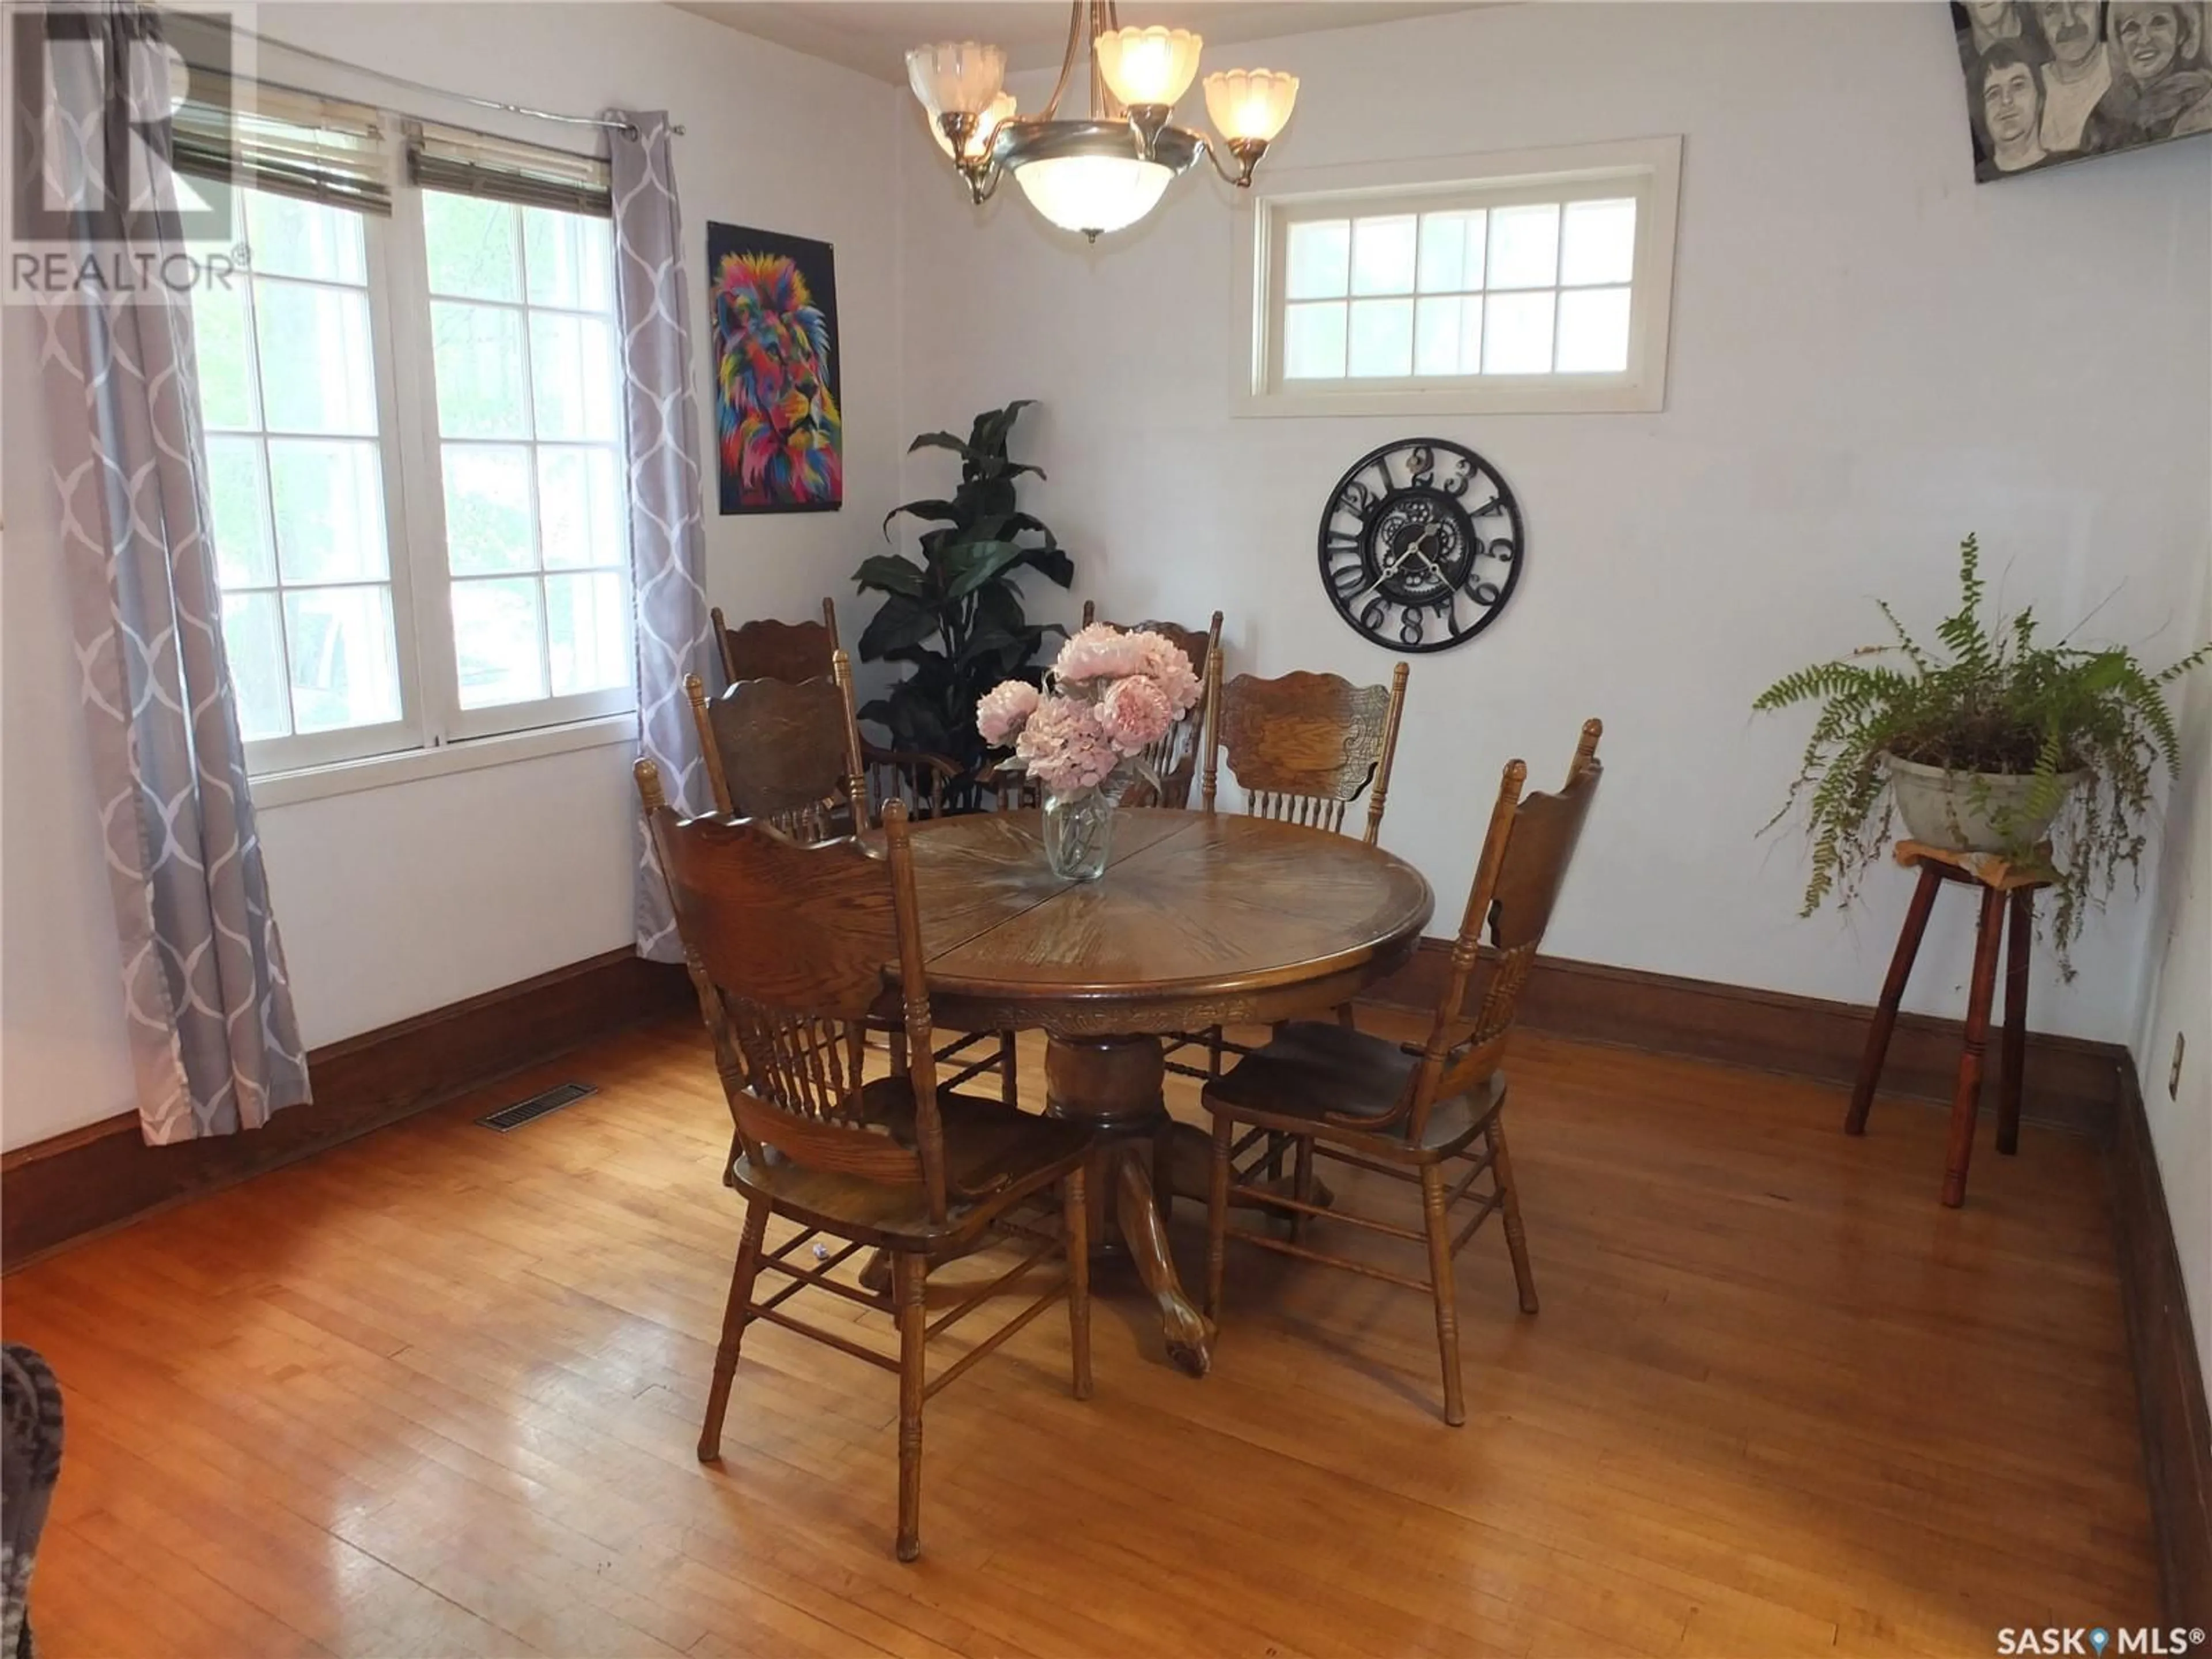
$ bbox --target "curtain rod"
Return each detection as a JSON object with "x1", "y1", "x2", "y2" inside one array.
[{"x1": 217, "y1": 17, "x2": 687, "y2": 139}]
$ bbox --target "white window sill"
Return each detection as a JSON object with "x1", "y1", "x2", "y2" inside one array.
[{"x1": 248, "y1": 713, "x2": 638, "y2": 810}]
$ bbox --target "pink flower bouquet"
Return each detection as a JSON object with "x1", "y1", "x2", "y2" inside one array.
[{"x1": 976, "y1": 623, "x2": 1202, "y2": 800}]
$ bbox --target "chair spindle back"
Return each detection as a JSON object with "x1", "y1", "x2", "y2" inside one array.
[
  {"x1": 711, "y1": 597, "x2": 839, "y2": 688},
  {"x1": 686, "y1": 650, "x2": 867, "y2": 839},
  {"x1": 636, "y1": 762, "x2": 948, "y2": 1219},
  {"x1": 1399, "y1": 719, "x2": 1604, "y2": 1144},
  {"x1": 1201, "y1": 658, "x2": 1409, "y2": 845}
]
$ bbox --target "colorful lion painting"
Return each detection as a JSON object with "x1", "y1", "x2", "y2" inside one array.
[{"x1": 707, "y1": 226, "x2": 843, "y2": 513}]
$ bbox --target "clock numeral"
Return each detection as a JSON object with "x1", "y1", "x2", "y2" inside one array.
[{"x1": 1320, "y1": 442, "x2": 1520, "y2": 652}]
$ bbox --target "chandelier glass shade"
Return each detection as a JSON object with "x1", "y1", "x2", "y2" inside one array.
[
  {"x1": 1013, "y1": 154, "x2": 1173, "y2": 237},
  {"x1": 930, "y1": 90, "x2": 1016, "y2": 160},
  {"x1": 907, "y1": 3, "x2": 1298, "y2": 242},
  {"x1": 1094, "y1": 26, "x2": 1202, "y2": 108}
]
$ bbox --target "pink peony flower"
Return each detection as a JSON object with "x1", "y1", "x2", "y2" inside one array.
[
  {"x1": 1129, "y1": 630, "x2": 1201, "y2": 715},
  {"x1": 1054, "y1": 623, "x2": 1149, "y2": 684},
  {"x1": 1097, "y1": 673, "x2": 1173, "y2": 756},
  {"x1": 1015, "y1": 694, "x2": 1120, "y2": 795},
  {"x1": 976, "y1": 679, "x2": 1041, "y2": 745}
]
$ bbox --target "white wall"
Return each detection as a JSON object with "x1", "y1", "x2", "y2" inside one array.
[
  {"x1": 0, "y1": 2, "x2": 903, "y2": 1149},
  {"x1": 2133, "y1": 554, "x2": 2212, "y2": 1409},
  {"x1": 896, "y1": 0, "x2": 2212, "y2": 1045}
]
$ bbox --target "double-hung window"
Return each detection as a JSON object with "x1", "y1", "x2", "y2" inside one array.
[
  {"x1": 177, "y1": 87, "x2": 634, "y2": 780},
  {"x1": 1233, "y1": 137, "x2": 1682, "y2": 417}
]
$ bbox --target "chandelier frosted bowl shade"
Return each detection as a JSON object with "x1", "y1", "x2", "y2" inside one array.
[
  {"x1": 1013, "y1": 154, "x2": 1173, "y2": 237},
  {"x1": 931, "y1": 90, "x2": 1016, "y2": 160},
  {"x1": 1096, "y1": 26, "x2": 1203, "y2": 109},
  {"x1": 1202, "y1": 69, "x2": 1300, "y2": 143},
  {"x1": 908, "y1": 3, "x2": 1302, "y2": 239},
  {"x1": 906, "y1": 41, "x2": 1007, "y2": 118}
]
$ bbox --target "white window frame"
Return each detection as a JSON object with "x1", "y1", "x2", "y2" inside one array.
[
  {"x1": 210, "y1": 210, "x2": 429, "y2": 777},
  {"x1": 385, "y1": 192, "x2": 637, "y2": 745},
  {"x1": 199, "y1": 162, "x2": 635, "y2": 787},
  {"x1": 1230, "y1": 135, "x2": 1683, "y2": 419}
]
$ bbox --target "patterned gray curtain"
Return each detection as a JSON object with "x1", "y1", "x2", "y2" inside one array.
[
  {"x1": 607, "y1": 108, "x2": 714, "y2": 961},
  {"x1": 37, "y1": 3, "x2": 311, "y2": 1143}
]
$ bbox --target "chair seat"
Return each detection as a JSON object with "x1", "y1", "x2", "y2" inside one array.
[
  {"x1": 1200, "y1": 1021, "x2": 1505, "y2": 1157},
  {"x1": 734, "y1": 1085, "x2": 1089, "y2": 1248}
]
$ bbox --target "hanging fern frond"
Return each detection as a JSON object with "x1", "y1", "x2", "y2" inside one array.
[{"x1": 1752, "y1": 535, "x2": 2210, "y2": 977}]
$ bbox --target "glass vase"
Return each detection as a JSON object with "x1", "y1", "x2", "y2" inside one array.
[{"x1": 1042, "y1": 786, "x2": 1115, "y2": 881}]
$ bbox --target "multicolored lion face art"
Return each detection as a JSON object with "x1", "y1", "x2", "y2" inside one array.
[{"x1": 713, "y1": 252, "x2": 842, "y2": 509}]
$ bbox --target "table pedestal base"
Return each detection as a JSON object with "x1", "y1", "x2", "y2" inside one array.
[
  {"x1": 859, "y1": 1031, "x2": 1330, "y2": 1375},
  {"x1": 1045, "y1": 1034, "x2": 1213, "y2": 1376}
]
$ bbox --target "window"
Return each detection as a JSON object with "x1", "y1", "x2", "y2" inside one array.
[
  {"x1": 194, "y1": 191, "x2": 414, "y2": 764},
  {"x1": 180, "y1": 95, "x2": 631, "y2": 778},
  {"x1": 1233, "y1": 137, "x2": 1681, "y2": 418},
  {"x1": 420, "y1": 192, "x2": 630, "y2": 734}
]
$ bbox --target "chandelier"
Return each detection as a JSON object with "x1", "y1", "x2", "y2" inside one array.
[{"x1": 906, "y1": 3, "x2": 1300, "y2": 242}]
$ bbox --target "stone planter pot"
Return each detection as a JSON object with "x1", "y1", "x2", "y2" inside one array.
[{"x1": 1884, "y1": 753, "x2": 2080, "y2": 853}]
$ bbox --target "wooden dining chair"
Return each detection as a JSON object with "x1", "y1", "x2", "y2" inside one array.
[
  {"x1": 1199, "y1": 720, "x2": 1603, "y2": 1425},
  {"x1": 1079, "y1": 600, "x2": 1224, "y2": 809},
  {"x1": 687, "y1": 653, "x2": 1020, "y2": 1114},
  {"x1": 710, "y1": 597, "x2": 838, "y2": 688},
  {"x1": 1200, "y1": 657, "x2": 1410, "y2": 844},
  {"x1": 1173, "y1": 658, "x2": 1411, "y2": 1084},
  {"x1": 637, "y1": 763, "x2": 1094, "y2": 1562},
  {"x1": 685, "y1": 650, "x2": 867, "y2": 838},
  {"x1": 863, "y1": 744, "x2": 965, "y2": 821}
]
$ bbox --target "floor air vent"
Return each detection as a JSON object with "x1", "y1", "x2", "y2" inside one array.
[{"x1": 477, "y1": 1082, "x2": 596, "y2": 1132}]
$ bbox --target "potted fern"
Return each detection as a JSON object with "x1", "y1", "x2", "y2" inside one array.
[{"x1": 1754, "y1": 535, "x2": 2208, "y2": 969}]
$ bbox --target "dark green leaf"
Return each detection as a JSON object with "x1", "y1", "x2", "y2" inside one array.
[
  {"x1": 1018, "y1": 546, "x2": 1075, "y2": 588},
  {"x1": 972, "y1": 581, "x2": 1028, "y2": 637},
  {"x1": 1006, "y1": 512, "x2": 1058, "y2": 550},
  {"x1": 907, "y1": 431, "x2": 973, "y2": 457},
  {"x1": 882, "y1": 499, "x2": 960, "y2": 537},
  {"x1": 975, "y1": 399, "x2": 1037, "y2": 456},
  {"x1": 852, "y1": 553, "x2": 927, "y2": 599},
  {"x1": 943, "y1": 539, "x2": 1029, "y2": 599},
  {"x1": 856, "y1": 595, "x2": 940, "y2": 661}
]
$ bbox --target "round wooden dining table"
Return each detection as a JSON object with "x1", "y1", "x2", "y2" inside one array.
[{"x1": 903, "y1": 807, "x2": 1434, "y2": 1376}]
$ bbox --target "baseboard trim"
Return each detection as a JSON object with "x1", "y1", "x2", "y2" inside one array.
[
  {"x1": 2111, "y1": 1062, "x2": 2212, "y2": 1624},
  {"x1": 1, "y1": 947, "x2": 691, "y2": 1267},
  {"x1": 1363, "y1": 941, "x2": 2123, "y2": 1139}
]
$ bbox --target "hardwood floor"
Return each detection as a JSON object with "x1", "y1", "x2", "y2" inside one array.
[{"x1": 2, "y1": 1012, "x2": 2155, "y2": 1657}]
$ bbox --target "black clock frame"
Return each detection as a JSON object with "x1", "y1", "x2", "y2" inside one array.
[{"x1": 1315, "y1": 438, "x2": 1525, "y2": 655}]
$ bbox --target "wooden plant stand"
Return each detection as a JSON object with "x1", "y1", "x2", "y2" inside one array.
[{"x1": 1845, "y1": 840, "x2": 2057, "y2": 1208}]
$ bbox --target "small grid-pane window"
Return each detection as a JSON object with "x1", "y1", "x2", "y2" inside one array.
[
  {"x1": 191, "y1": 190, "x2": 406, "y2": 749},
  {"x1": 1280, "y1": 194, "x2": 1638, "y2": 383},
  {"x1": 423, "y1": 191, "x2": 630, "y2": 715}
]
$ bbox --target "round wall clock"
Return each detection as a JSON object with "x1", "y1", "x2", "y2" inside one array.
[{"x1": 1316, "y1": 438, "x2": 1524, "y2": 653}]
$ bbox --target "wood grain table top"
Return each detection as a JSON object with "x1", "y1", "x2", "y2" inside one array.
[{"x1": 901, "y1": 809, "x2": 1434, "y2": 1033}]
